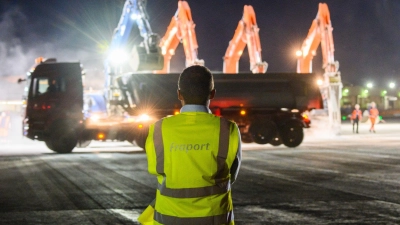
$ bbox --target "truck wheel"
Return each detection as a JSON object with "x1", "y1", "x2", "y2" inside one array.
[
  {"x1": 50, "y1": 126, "x2": 78, "y2": 153},
  {"x1": 281, "y1": 125, "x2": 303, "y2": 148},
  {"x1": 125, "y1": 134, "x2": 135, "y2": 144},
  {"x1": 76, "y1": 140, "x2": 91, "y2": 148},
  {"x1": 249, "y1": 121, "x2": 277, "y2": 145},
  {"x1": 135, "y1": 132, "x2": 147, "y2": 150},
  {"x1": 135, "y1": 136, "x2": 146, "y2": 149},
  {"x1": 269, "y1": 134, "x2": 282, "y2": 146},
  {"x1": 45, "y1": 140, "x2": 55, "y2": 150},
  {"x1": 241, "y1": 134, "x2": 253, "y2": 143}
]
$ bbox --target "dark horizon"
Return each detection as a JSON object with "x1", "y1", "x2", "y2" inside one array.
[{"x1": 1, "y1": 0, "x2": 400, "y2": 88}]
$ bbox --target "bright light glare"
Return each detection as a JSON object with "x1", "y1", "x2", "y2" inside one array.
[
  {"x1": 131, "y1": 13, "x2": 141, "y2": 20},
  {"x1": 138, "y1": 114, "x2": 151, "y2": 122},
  {"x1": 317, "y1": 79, "x2": 323, "y2": 86},
  {"x1": 109, "y1": 50, "x2": 128, "y2": 65},
  {"x1": 296, "y1": 50, "x2": 302, "y2": 57},
  {"x1": 389, "y1": 82, "x2": 395, "y2": 89},
  {"x1": 90, "y1": 115, "x2": 100, "y2": 122},
  {"x1": 366, "y1": 82, "x2": 373, "y2": 88}
]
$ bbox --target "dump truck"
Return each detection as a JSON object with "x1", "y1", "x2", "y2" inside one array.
[{"x1": 119, "y1": 72, "x2": 322, "y2": 148}]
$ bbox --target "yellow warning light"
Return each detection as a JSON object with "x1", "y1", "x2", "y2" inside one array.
[
  {"x1": 97, "y1": 133, "x2": 105, "y2": 139},
  {"x1": 35, "y1": 57, "x2": 44, "y2": 64},
  {"x1": 240, "y1": 110, "x2": 246, "y2": 116},
  {"x1": 138, "y1": 124, "x2": 143, "y2": 129}
]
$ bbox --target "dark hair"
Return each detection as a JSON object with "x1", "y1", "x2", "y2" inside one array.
[{"x1": 178, "y1": 65, "x2": 214, "y2": 104}]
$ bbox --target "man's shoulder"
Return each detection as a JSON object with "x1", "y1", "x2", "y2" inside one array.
[
  {"x1": 156, "y1": 114, "x2": 237, "y2": 125},
  {"x1": 219, "y1": 116, "x2": 237, "y2": 124}
]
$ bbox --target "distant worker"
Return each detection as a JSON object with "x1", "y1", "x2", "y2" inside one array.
[
  {"x1": 47, "y1": 79, "x2": 58, "y2": 92},
  {"x1": 369, "y1": 102, "x2": 379, "y2": 133},
  {"x1": 139, "y1": 65, "x2": 242, "y2": 224},
  {"x1": 350, "y1": 104, "x2": 362, "y2": 134}
]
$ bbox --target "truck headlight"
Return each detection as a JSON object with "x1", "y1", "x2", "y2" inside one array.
[
  {"x1": 137, "y1": 114, "x2": 151, "y2": 122},
  {"x1": 90, "y1": 115, "x2": 100, "y2": 122}
]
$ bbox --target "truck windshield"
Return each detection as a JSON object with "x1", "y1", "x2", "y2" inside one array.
[{"x1": 32, "y1": 77, "x2": 66, "y2": 97}]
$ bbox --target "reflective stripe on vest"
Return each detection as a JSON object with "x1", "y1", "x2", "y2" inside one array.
[
  {"x1": 154, "y1": 210, "x2": 233, "y2": 225},
  {"x1": 157, "y1": 180, "x2": 231, "y2": 198},
  {"x1": 153, "y1": 117, "x2": 231, "y2": 198},
  {"x1": 154, "y1": 120, "x2": 165, "y2": 176}
]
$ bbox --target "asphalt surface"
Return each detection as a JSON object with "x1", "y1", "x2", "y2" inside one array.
[{"x1": 0, "y1": 120, "x2": 399, "y2": 224}]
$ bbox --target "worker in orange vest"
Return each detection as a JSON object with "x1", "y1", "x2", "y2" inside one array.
[
  {"x1": 350, "y1": 104, "x2": 362, "y2": 133},
  {"x1": 369, "y1": 102, "x2": 379, "y2": 133}
]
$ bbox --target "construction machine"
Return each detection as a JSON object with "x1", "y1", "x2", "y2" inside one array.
[
  {"x1": 105, "y1": 0, "x2": 163, "y2": 116},
  {"x1": 155, "y1": 0, "x2": 204, "y2": 73},
  {"x1": 223, "y1": 5, "x2": 268, "y2": 74},
  {"x1": 296, "y1": 3, "x2": 342, "y2": 134},
  {"x1": 20, "y1": 0, "x2": 164, "y2": 153}
]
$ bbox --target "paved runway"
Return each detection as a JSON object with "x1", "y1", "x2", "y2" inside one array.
[{"x1": 0, "y1": 121, "x2": 399, "y2": 224}]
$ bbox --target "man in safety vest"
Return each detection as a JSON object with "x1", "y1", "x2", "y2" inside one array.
[{"x1": 140, "y1": 65, "x2": 242, "y2": 225}]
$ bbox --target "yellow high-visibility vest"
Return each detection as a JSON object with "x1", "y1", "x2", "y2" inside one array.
[{"x1": 145, "y1": 111, "x2": 240, "y2": 225}]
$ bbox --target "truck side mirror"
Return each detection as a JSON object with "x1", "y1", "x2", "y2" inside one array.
[{"x1": 17, "y1": 78, "x2": 26, "y2": 83}]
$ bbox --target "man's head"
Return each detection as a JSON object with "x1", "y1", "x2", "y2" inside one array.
[
  {"x1": 355, "y1": 104, "x2": 360, "y2": 109},
  {"x1": 178, "y1": 65, "x2": 215, "y2": 105}
]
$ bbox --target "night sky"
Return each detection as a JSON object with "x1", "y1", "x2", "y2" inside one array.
[{"x1": 1, "y1": 0, "x2": 400, "y2": 94}]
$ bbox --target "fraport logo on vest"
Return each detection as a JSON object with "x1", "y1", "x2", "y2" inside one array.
[{"x1": 170, "y1": 143, "x2": 211, "y2": 153}]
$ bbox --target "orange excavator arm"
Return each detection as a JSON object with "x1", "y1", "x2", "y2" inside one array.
[
  {"x1": 155, "y1": 0, "x2": 204, "y2": 73},
  {"x1": 297, "y1": 3, "x2": 342, "y2": 134},
  {"x1": 296, "y1": 3, "x2": 338, "y2": 74},
  {"x1": 223, "y1": 5, "x2": 268, "y2": 74}
]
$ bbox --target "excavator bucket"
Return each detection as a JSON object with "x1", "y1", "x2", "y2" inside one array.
[{"x1": 130, "y1": 45, "x2": 164, "y2": 72}]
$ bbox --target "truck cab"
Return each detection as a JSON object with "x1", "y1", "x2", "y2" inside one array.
[{"x1": 23, "y1": 61, "x2": 84, "y2": 153}]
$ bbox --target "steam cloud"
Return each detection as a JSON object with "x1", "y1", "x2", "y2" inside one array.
[{"x1": 0, "y1": 5, "x2": 104, "y2": 100}]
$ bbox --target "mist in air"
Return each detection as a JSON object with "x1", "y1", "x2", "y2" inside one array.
[{"x1": 0, "y1": 4, "x2": 106, "y2": 101}]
